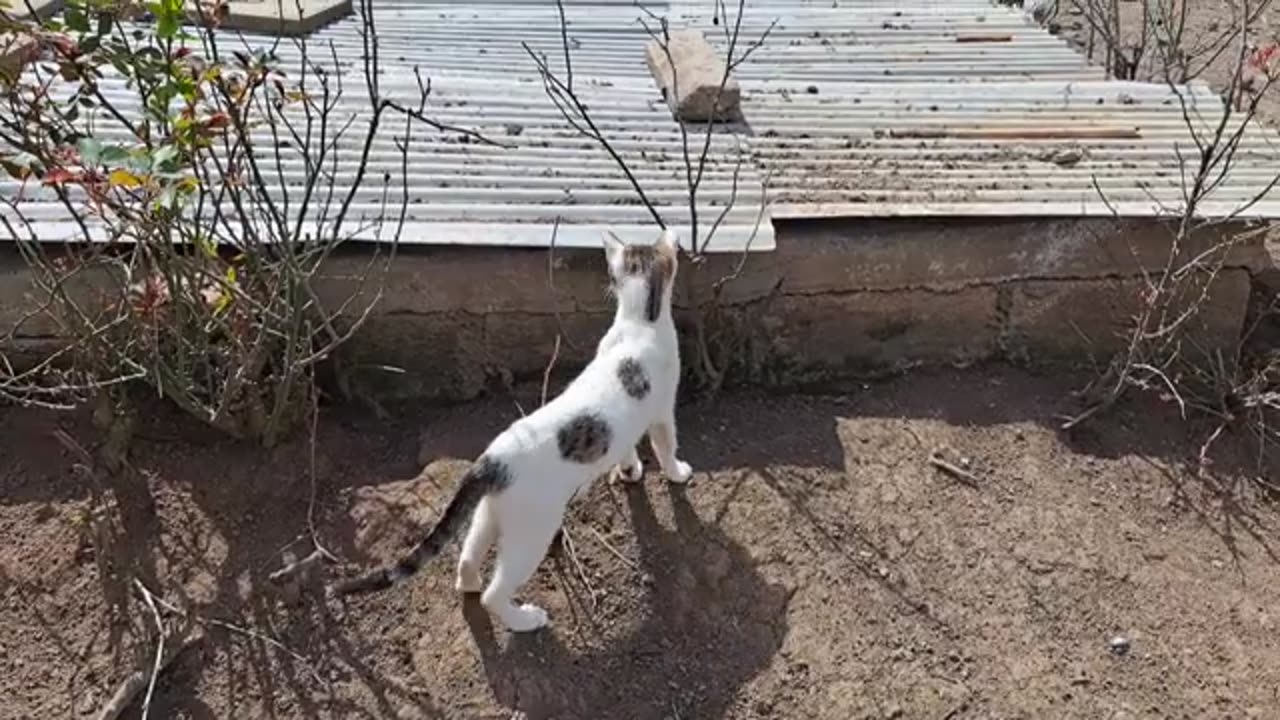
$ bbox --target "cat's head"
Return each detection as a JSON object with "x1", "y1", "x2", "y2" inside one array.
[{"x1": 602, "y1": 228, "x2": 679, "y2": 323}]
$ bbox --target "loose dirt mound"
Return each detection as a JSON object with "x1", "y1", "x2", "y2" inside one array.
[{"x1": 2, "y1": 368, "x2": 1279, "y2": 719}]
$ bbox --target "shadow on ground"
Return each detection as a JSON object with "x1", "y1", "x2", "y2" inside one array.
[{"x1": 460, "y1": 483, "x2": 791, "y2": 720}]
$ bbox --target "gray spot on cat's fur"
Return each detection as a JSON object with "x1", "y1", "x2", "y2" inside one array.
[
  {"x1": 617, "y1": 357, "x2": 651, "y2": 399},
  {"x1": 557, "y1": 413, "x2": 612, "y2": 464},
  {"x1": 471, "y1": 455, "x2": 512, "y2": 493}
]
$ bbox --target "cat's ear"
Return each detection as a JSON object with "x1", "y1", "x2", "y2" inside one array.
[
  {"x1": 654, "y1": 228, "x2": 679, "y2": 260},
  {"x1": 602, "y1": 230, "x2": 625, "y2": 265}
]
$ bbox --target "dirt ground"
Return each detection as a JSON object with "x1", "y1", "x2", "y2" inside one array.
[
  {"x1": 3, "y1": 367, "x2": 1279, "y2": 720},
  {"x1": 4, "y1": 4, "x2": 1280, "y2": 720}
]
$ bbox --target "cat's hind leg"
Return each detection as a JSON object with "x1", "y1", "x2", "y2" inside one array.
[
  {"x1": 455, "y1": 497, "x2": 497, "y2": 593},
  {"x1": 649, "y1": 416, "x2": 692, "y2": 484},
  {"x1": 481, "y1": 512, "x2": 560, "y2": 632}
]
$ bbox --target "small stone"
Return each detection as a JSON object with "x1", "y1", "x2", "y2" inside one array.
[
  {"x1": 1045, "y1": 146, "x2": 1085, "y2": 166},
  {"x1": 1109, "y1": 636, "x2": 1131, "y2": 656},
  {"x1": 805, "y1": 85, "x2": 819, "y2": 94}
]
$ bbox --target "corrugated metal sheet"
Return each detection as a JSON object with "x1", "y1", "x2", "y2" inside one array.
[
  {"x1": 2, "y1": 1, "x2": 1277, "y2": 249},
  {"x1": 715, "y1": 2, "x2": 1280, "y2": 219},
  {"x1": 750, "y1": 79, "x2": 1280, "y2": 218},
  {"x1": 0, "y1": 0, "x2": 774, "y2": 251}
]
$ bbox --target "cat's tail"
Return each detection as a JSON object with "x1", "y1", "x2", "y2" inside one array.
[{"x1": 331, "y1": 455, "x2": 509, "y2": 596}]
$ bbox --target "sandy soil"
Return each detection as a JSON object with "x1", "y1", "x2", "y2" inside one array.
[{"x1": 3, "y1": 367, "x2": 1279, "y2": 720}]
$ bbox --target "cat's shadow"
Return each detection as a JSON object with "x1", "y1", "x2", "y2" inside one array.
[{"x1": 461, "y1": 482, "x2": 792, "y2": 720}]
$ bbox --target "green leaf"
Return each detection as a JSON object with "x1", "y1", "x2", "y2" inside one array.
[
  {"x1": 98, "y1": 145, "x2": 130, "y2": 164},
  {"x1": 76, "y1": 137, "x2": 102, "y2": 166},
  {"x1": 196, "y1": 233, "x2": 218, "y2": 259},
  {"x1": 1, "y1": 152, "x2": 42, "y2": 180},
  {"x1": 151, "y1": 145, "x2": 179, "y2": 171},
  {"x1": 156, "y1": 186, "x2": 176, "y2": 209},
  {"x1": 65, "y1": 5, "x2": 89, "y2": 33},
  {"x1": 128, "y1": 149, "x2": 152, "y2": 173}
]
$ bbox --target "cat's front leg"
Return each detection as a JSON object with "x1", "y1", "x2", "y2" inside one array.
[
  {"x1": 610, "y1": 444, "x2": 644, "y2": 483},
  {"x1": 648, "y1": 415, "x2": 692, "y2": 484}
]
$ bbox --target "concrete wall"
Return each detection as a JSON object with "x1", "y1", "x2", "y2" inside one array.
[
  {"x1": 0, "y1": 217, "x2": 1266, "y2": 402},
  {"x1": 315, "y1": 217, "x2": 1264, "y2": 400}
]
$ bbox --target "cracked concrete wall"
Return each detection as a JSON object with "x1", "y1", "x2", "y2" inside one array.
[{"x1": 0, "y1": 216, "x2": 1264, "y2": 402}]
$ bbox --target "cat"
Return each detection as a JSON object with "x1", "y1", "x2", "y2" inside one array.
[{"x1": 333, "y1": 228, "x2": 693, "y2": 633}]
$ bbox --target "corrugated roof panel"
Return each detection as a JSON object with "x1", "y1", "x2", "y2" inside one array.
[
  {"x1": 747, "y1": 79, "x2": 1280, "y2": 218},
  {"x1": 0, "y1": 1, "x2": 773, "y2": 252},
  {"x1": 3, "y1": 0, "x2": 1278, "y2": 248}
]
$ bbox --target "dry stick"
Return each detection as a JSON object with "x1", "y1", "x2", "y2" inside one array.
[
  {"x1": 141, "y1": 584, "x2": 324, "y2": 684},
  {"x1": 928, "y1": 453, "x2": 981, "y2": 489},
  {"x1": 306, "y1": 392, "x2": 338, "y2": 563},
  {"x1": 541, "y1": 333, "x2": 562, "y2": 408},
  {"x1": 267, "y1": 547, "x2": 328, "y2": 583},
  {"x1": 270, "y1": 393, "x2": 339, "y2": 584},
  {"x1": 532, "y1": 304, "x2": 599, "y2": 606},
  {"x1": 888, "y1": 126, "x2": 1141, "y2": 140},
  {"x1": 955, "y1": 33, "x2": 1012, "y2": 43},
  {"x1": 558, "y1": 526, "x2": 598, "y2": 608},
  {"x1": 93, "y1": 634, "x2": 199, "y2": 720},
  {"x1": 544, "y1": 216, "x2": 578, "y2": 352},
  {"x1": 93, "y1": 582, "x2": 200, "y2": 720},
  {"x1": 136, "y1": 580, "x2": 167, "y2": 720},
  {"x1": 588, "y1": 526, "x2": 639, "y2": 570}
]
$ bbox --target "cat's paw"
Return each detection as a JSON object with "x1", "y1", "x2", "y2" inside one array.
[
  {"x1": 455, "y1": 561, "x2": 483, "y2": 593},
  {"x1": 455, "y1": 571, "x2": 483, "y2": 594},
  {"x1": 505, "y1": 603, "x2": 550, "y2": 633},
  {"x1": 613, "y1": 457, "x2": 644, "y2": 483},
  {"x1": 667, "y1": 459, "x2": 693, "y2": 484}
]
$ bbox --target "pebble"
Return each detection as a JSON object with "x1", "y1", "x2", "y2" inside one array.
[{"x1": 1109, "y1": 636, "x2": 1131, "y2": 656}]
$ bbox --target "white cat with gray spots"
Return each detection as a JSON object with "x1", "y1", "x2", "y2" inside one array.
[{"x1": 335, "y1": 228, "x2": 691, "y2": 633}]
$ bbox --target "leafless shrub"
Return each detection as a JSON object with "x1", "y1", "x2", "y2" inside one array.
[
  {"x1": 1065, "y1": 0, "x2": 1275, "y2": 85},
  {"x1": 525, "y1": 0, "x2": 775, "y2": 394},
  {"x1": 1066, "y1": 10, "x2": 1280, "y2": 484}
]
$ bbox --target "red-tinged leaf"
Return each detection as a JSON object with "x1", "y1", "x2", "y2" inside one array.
[
  {"x1": 42, "y1": 167, "x2": 77, "y2": 185},
  {"x1": 1250, "y1": 43, "x2": 1279, "y2": 70}
]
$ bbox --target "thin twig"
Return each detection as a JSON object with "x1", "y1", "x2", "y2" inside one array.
[
  {"x1": 134, "y1": 580, "x2": 168, "y2": 720},
  {"x1": 587, "y1": 526, "x2": 639, "y2": 570},
  {"x1": 93, "y1": 632, "x2": 199, "y2": 720},
  {"x1": 541, "y1": 334, "x2": 562, "y2": 408},
  {"x1": 267, "y1": 547, "x2": 328, "y2": 583},
  {"x1": 928, "y1": 453, "x2": 981, "y2": 489},
  {"x1": 140, "y1": 584, "x2": 323, "y2": 684},
  {"x1": 559, "y1": 526, "x2": 598, "y2": 607}
]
